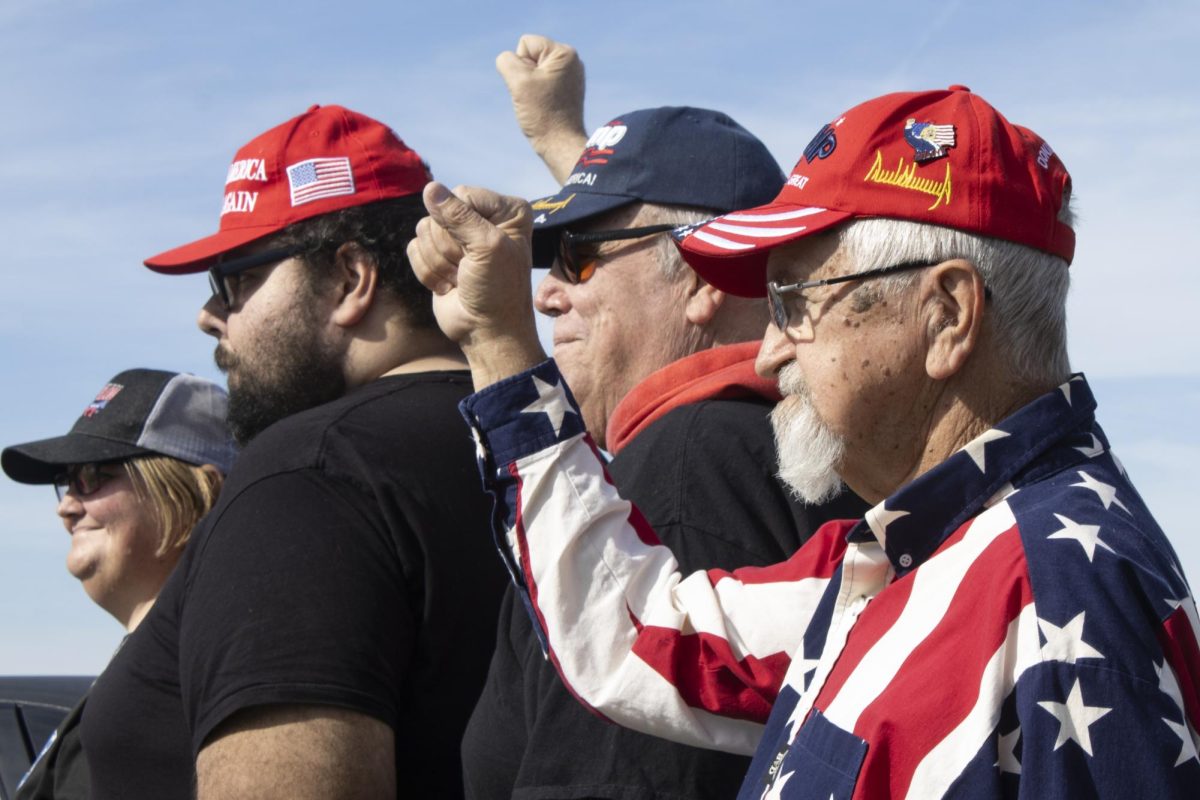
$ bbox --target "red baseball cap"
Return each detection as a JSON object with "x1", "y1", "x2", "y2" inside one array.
[
  {"x1": 144, "y1": 104, "x2": 432, "y2": 273},
  {"x1": 675, "y1": 86, "x2": 1075, "y2": 297}
]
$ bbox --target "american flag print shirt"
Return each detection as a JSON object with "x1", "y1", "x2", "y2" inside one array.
[{"x1": 459, "y1": 364, "x2": 1200, "y2": 799}]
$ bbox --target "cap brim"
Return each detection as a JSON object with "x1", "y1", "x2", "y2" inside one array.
[
  {"x1": 143, "y1": 223, "x2": 285, "y2": 275},
  {"x1": 1, "y1": 435, "x2": 155, "y2": 485},
  {"x1": 676, "y1": 203, "x2": 855, "y2": 297},
  {"x1": 528, "y1": 189, "x2": 640, "y2": 268}
]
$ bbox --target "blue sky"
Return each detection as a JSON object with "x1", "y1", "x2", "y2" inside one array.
[{"x1": 1, "y1": 0, "x2": 1197, "y2": 673}]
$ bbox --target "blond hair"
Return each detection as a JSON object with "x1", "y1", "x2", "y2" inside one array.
[{"x1": 126, "y1": 456, "x2": 223, "y2": 556}]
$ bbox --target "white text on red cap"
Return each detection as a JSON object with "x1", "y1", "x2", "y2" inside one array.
[
  {"x1": 226, "y1": 159, "x2": 269, "y2": 185},
  {"x1": 222, "y1": 159, "x2": 270, "y2": 216}
]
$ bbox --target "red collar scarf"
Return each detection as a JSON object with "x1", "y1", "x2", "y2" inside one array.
[{"x1": 606, "y1": 341, "x2": 781, "y2": 455}]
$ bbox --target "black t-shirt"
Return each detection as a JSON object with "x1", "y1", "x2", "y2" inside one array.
[
  {"x1": 461, "y1": 397, "x2": 869, "y2": 800},
  {"x1": 82, "y1": 372, "x2": 506, "y2": 799},
  {"x1": 15, "y1": 696, "x2": 88, "y2": 800}
]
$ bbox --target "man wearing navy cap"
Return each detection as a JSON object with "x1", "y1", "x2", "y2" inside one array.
[
  {"x1": 459, "y1": 36, "x2": 864, "y2": 800},
  {"x1": 410, "y1": 82, "x2": 1200, "y2": 798},
  {"x1": 78, "y1": 106, "x2": 506, "y2": 799}
]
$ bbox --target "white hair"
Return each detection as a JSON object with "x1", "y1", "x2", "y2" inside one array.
[
  {"x1": 834, "y1": 217, "x2": 1073, "y2": 388},
  {"x1": 635, "y1": 203, "x2": 722, "y2": 280}
]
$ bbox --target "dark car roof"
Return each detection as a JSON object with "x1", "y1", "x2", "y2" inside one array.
[{"x1": 0, "y1": 676, "x2": 93, "y2": 800}]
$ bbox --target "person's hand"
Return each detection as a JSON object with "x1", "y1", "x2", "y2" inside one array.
[
  {"x1": 496, "y1": 34, "x2": 588, "y2": 184},
  {"x1": 408, "y1": 182, "x2": 546, "y2": 388}
]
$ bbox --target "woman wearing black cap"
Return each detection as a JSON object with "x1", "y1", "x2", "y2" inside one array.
[{"x1": 1, "y1": 368, "x2": 236, "y2": 800}]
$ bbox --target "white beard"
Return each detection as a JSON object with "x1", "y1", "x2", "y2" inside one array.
[{"x1": 771, "y1": 363, "x2": 846, "y2": 504}]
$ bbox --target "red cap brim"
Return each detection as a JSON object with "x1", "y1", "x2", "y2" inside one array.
[
  {"x1": 677, "y1": 202, "x2": 854, "y2": 297},
  {"x1": 143, "y1": 223, "x2": 286, "y2": 274}
]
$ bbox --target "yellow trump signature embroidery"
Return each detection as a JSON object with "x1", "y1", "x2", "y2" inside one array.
[
  {"x1": 531, "y1": 193, "x2": 576, "y2": 214},
  {"x1": 863, "y1": 151, "x2": 952, "y2": 210}
]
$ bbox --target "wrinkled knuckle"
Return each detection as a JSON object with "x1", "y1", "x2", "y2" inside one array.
[
  {"x1": 511, "y1": 200, "x2": 533, "y2": 225},
  {"x1": 440, "y1": 200, "x2": 474, "y2": 228}
]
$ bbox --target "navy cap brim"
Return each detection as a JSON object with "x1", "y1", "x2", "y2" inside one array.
[
  {"x1": 529, "y1": 189, "x2": 641, "y2": 268},
  {"x1": 2, "y1": 434, "x2": 155, "y2": 485}
]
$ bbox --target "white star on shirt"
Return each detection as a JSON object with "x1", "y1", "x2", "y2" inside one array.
[
  {"x1": 1037, "y1": 678, "x2": 1111, "y2": 756},
  {"x1": 1058, "y1": 375, "x2": 1084, "y2": 405},
  {"x1": 1038, "y1": 612, "x2": 1105, "y2": 663},
  {"x1": 866, "y1": 502, "x2": 909, "y2": 544},
  {"x1": 782, "y1": 694, "x2": 811, "y2": 743},
  {"x1": 1071, "y1": 471, "x2": 1130, "y2": 513},
  {"x1": 1163, "y1": 717, "x2": 1199, "y2": 767},
  {"x1": 996, "y1": 727, "x2": 1022, "y2": 774},
  {"x1": 962, "y1": 429, "x2": 1011, "y2": 472},
  {"x1": 795, "y1": 656, "x2": 821, "y2": 693},
  {"x1": 1048, "y1": 513, "x2": 1114, "y2": 563},
  {"x1": 1073, "y1": 433, "x2": 1105, "y2": 459},
  {"x1": 521, "y1": 375, "x2": 576, "y2": 437},
  {"x1": 1059, "y1": 381, "x2": 1072, "y2": 405},
  {"x1": 1156, "y1": 658, "x2": 1189, "y2": 718},
  {"x1": 760, "y1": 769, "x2": 794, "y2": 800},
  {"x1": 470, "y1": 425, "x2": 488, "y2": 462}
]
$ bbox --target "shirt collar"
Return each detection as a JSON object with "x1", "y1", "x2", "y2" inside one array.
[{"x1": 851, "y1": 375, "x2": 1099, "y2": 576}]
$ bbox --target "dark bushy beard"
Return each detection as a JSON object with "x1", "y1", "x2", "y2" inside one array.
[{"x1": 216, "y1": 299, "x2": 347, "y2": 446}]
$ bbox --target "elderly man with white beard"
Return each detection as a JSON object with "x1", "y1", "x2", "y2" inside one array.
[{"x1": 408, "y1": 86, "x2": 1200, "y2": 799}]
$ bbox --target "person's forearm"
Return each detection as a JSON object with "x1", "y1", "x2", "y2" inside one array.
[
  {"x1": 535, "y1": 129, "x2": 588, "y2": 185},
  {"x1": 197, "y1": 706, "x2": 394, "y2": 799},
  {"x1": 462, "y1": 334, "x2": 546, "y2": 391},
  {"x1": 496, "y1": 35, "x2": 588, "y2": 184}
]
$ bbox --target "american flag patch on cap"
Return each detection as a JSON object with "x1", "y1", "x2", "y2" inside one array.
[{"x1": 287, "y1": 157, "x2": 355, "y2": 207}]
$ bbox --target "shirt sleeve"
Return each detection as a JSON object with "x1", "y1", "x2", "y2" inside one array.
[
  {"x1": 460, "y1": 360, "x2": 849, "y2": 754},
  {"x1": 178, "y1": 468, "x2": 413, "y2": 753},
  {"x1": 1010, "y1": 658, "x2": 1200, "y2": 798}
]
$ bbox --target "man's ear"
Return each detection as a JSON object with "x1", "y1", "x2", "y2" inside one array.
[
  {"x1": 683, "y1": 271, "x2": 726, "y2": 326},
  {"x1": 329, "y1": 242, "x2": 380, "y2": 328},
  {"x1": 922, "y1": 258, "x2": 986, "y2": 381}
]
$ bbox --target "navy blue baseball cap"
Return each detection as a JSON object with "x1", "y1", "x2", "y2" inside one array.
[{"x1": 529, "y1": 106, "x2": 784, "y2": 268}]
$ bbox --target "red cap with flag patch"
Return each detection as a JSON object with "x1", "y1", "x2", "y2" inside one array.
[
  {"x1": 675, "y1": 86, "x2": 1075, "y2": 297},
  {"x1": 144, "y1": 104, "x2": 432, "y2": 274}
]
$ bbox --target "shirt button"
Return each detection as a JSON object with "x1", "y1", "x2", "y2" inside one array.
[{"x1": 899, "y1": 553, "x2": 913, "y2": 568}]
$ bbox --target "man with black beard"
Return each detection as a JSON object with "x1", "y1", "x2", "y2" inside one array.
[
  {"x1": 208, "y1": 266, "x2": 342, "y2": 444},
  {"x1": 76, "y1": 105, "x2": 507, "y2": 799}
]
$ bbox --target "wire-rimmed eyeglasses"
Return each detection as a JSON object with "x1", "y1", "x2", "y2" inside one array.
[{"x1": 766, "y1": 261, "x2": 940, "y2": 331}]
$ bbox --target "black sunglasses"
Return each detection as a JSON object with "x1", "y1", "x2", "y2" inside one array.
[
  {"x1": 53, "y1": 462, "x2": 125, "y2": 503},
  {"x1": 208, "y1": 246, "x2": 303, "y2": 310},
  {"x1": 555, "y1": 224, "x2": 682, "y2": 284},
  {"x1": 767, "y1": 261, "x2": 934, "y2": 332}
]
